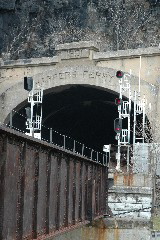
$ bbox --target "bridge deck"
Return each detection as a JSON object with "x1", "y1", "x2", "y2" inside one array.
[{"x1": 0, "y1": 127, "x2": 107, "y2": 240}]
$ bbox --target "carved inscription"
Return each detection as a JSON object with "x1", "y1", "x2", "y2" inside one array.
[
  {"x1": 83, "y1": 70, "x2": 110, "y2": 82},
  {"x1": 68, "y1": 50, "x2": 81, "y2": 58},
  {"x1": 52, "y1": 72, "x2": 77, "y2": 80},
  {"x1": 61, "y1": 49, "x2": 90, "y2": 60},
  {"x1": 36, "y1": 69, "x2": 111, "y2": 88}
]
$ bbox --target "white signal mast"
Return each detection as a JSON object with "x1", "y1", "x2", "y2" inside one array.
[
  {"x1": 115, "y1": 58, "x2": 150, "y2": 171},
  {"x1": 115, "y1": 71, "x2": 132, "y2": 171},
  {"x1": 24, "y1": 77, "x2": 43, "y2": 140},
  {"x1": 133, "y1": 92, "x2": 146, "y2": 144},
  {"x1": 133, "y1": 56, "x2": 148, "y2": 145}
]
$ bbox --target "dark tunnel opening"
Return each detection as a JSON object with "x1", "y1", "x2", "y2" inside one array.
[{"x1": 8, "y1": 84, "x2": 151, "y2": 153}]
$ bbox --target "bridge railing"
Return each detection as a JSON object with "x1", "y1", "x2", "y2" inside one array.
[
  {"x1": 0, "y1": 126, "x2": 107, "y2": 240},
  {"x1": 3, "y1": 109, "x2": 108, "y2": 165}
]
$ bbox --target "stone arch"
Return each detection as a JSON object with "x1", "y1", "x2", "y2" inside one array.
[{"x1": 0, "y1": 65, "x2": 157, "y2": 125}]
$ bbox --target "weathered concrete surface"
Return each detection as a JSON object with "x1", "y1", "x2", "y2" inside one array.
[
  {"x1": 108, "y1": 187, "x2": 152, "y2": 220},
  {"x1": 153, "y1": 215, "x2": 160, "y2": 231},
  {"x1": 0, "y1": 41, "x2": 159, "y2": 133},
  {"x1": 95, "y1": 47, "x2": 160, "y2": 85},
  {"x1": 108, "y1": 170, "x2": 152, "y2": 221},
  {"x1": 111, "y1": 173, "x2": 152, "y2": 188},
  {"x1": 48, "y1": 219, "x2": 151, "y2": 240}
]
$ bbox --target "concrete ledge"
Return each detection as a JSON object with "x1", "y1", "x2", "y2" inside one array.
[
  {"x1": 112, "y1": 172, "x2": 152, "y2": 187},
  {"x1": 0, "y1": 56, "x2": 59, "y2": 68},
  {"x1": 109, "y1": 186, "x2": 152, "y2": 194},
  {"x1": 103, "y1": 217, "x2": 152, "y2": 229},
  {"x1": 108, "y1": 194, "x2": 152, "y2": 204},
  {"x1": 93, "y1": 47, "x2": 160, "y2": 60},
  {"x1": 55, "y1": 41, "x2": 99, "y2": 51}
]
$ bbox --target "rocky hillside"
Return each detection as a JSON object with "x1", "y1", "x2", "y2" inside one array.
[{"x1": 0, "y1": 0, "x2": 159, "y2": 59}]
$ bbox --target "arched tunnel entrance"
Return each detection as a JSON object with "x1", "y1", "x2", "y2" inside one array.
[
  {"x1": 9, "y1": 84, "x2": 131, "y2": 152},
  {"x1": 8, "y1": 84, "x2": 151, "y2": 156},
  {"x1": 42, "y1": 84, "x2": 123, "y2": 151}
]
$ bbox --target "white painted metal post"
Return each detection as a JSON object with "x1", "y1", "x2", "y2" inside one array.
[
  {"x1": 133, "y1": 92, "x2": 146, "y2": 145},
  {"x1": 133, "y1": 91, "x2": 136, "y2": 145},
  {"x1": 97, "y1": 152, "x2": 99, "y2": 163},
  {"x1": 50, "y1": 128, "x2": 52, "y2": 143},
  {"x1": 91, "y1": 149, "x2": 93, "y2": 160},
  {"x1": 142, "y1": 96, "x2": 146, "y2": 143},
  {"x1": 115, "y1": 71, "x2": 132, "y2": 171},
  {"x1": 73, "y1": 140, "x2": 76, "y2": 152},
  {"x1": 109, "y1": 145, "x2": 111, "y2": 166},
  {"x1": 116, "y1": 77, "x2": 122, "y2": 171},
  {"x1": 63, "y1": 135, "x2": 65, "y2": 149},
  {"x1": 116, "y1": 143, "x2": 121, "y2": 171},
  {"x1": 103, "y1": 145, "x2": 110, "y2": 166},
  {"x1": 82, "y1": 144, "x2": 84, "y2": 156},
  {"x1": 128, "y1": 87, "x2": 132, "y2": 144},
  {"x1": 25, "y1": 79, "x2": 43, "y2": 140},
  {"x1": 127, "y1": 145, "x2": 130, "y2": 172},
  {"x1": 10, "y1": 110, "x2": 12, "y2": 129},
  {"x1": 139, "y1": 56, "x2": 142, "y2": 93},
  {"x1": 31, "y1": 84, "x2": 34, "y2": 137},
  {"x1": 32, "y1": 120, "x2": 35, "y2": 137}
]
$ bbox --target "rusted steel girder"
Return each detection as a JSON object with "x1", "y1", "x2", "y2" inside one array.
[{"x1": 0, "y1": 126, "x2": 108, "y2": 240}]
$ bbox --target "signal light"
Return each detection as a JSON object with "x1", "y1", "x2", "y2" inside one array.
[
  {"x1": 24, "y1": 77, "x2": 33, "y2": 91},
  {"x1": 116, "y1": 70, "x2": 123, "y2": 78},
  {"x1": 115, "y1": 98, "x2": 122, "y2": 105},
  {"x1": 114, "y1": 118, "x2": 122, "y2": 133}
]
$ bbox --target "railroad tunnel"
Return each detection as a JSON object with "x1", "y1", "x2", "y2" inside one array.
[{"x1": 8, "y1": 84, "x2": 150, "y2": 159}]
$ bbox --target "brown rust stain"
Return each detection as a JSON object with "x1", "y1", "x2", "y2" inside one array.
[
  {"x1": 82, "y1": 219, "x2": 108, "y2": 240},
  {"x1": 82, "y1": 227, "x2": 91, "y2": 240},
  {"x1": 98, "y1": 227, "x2": 106, "y2": 240},
  {"x1": 105, "y1": 228, "x2": 108, "y2": 240},
  {"x1": 114, "y1": 228, "x2": 120, "y2": 240},
  {"x1": 128, "y1": 173, "x2": 133, "y2": 186},
  {"x1": 91, "y1": 219, "x2": 107, "y2": 240},
  {"x1": 123, "y1": 173, "x2": 133, "y2": 186},
  {"x1": 123, "y1": 174, "x2": 128, "y2": 186}
]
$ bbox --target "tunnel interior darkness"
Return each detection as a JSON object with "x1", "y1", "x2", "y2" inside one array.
[{"x1": 10, "y1": 84, "x2": 146, "y2": 152}]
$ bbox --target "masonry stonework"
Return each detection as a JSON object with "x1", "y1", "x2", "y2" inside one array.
[
  {"x1": 0, "y1": 41, "x2": 159, "y2": 139},
  {"x1": 0, "y1": 41, "x2": 160, "y2": 239}
]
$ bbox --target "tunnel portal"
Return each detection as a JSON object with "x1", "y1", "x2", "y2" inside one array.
[{"x1": 11, "y1": 84, "x2": 127, "y2": 152}]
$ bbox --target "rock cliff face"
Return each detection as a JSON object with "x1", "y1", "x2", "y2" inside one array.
[{"x1": 0, "y1": 0, "x2": 159, "y2": 59}]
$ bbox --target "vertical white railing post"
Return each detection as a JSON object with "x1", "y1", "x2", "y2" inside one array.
[
  {"x1": 10, "y1": 110, "x2": 12, "y2": 129},
  {"x1": 63, "y1": 135, "x2": 66, "y2": 149},
  {"x1": 50, "y1": 128, "x2": 52, "y2": 143},
  {"x1": 82, "y1": 144, "x2": 84, "y2": 156},
  {"x1": 73, "y1": 140, "x2": 76, "y2": 153},
  {"x1": 127, "y1": 146, "x2": 130, "y2": 172},
  {"x1": 91, "y1": 149, "x2": 93, "y2": 160}
]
